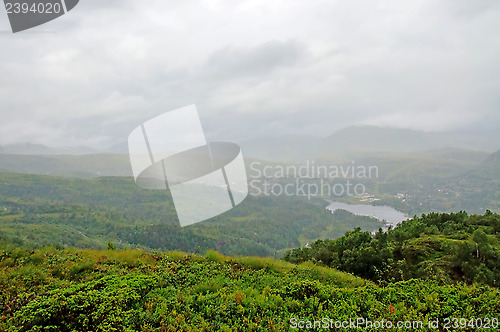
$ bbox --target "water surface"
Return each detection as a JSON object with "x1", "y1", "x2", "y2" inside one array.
[{"x1": 326, "y1": 201, "x2": 407, "y2": 230}]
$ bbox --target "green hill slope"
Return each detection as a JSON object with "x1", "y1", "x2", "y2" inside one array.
[
  {"x1": 0, "y1": 172, "x2": 382, "y2": 257},
  {"x1": 360, "y1": 149, "x2": 499, "y2": 215},
  {"x1": 0, "y1": 247, "x2": 498, "y2": 331},
  {"x1": 284, "y1": 211, "x2": 500, "y2": 287}
]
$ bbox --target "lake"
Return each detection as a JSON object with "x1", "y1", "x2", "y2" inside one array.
[{"x1": 326, "y1": 201, "x2": 408, "y2": 230}]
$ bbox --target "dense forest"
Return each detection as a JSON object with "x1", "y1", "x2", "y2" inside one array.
[
  {"x1": 284, "y1": 211, "x2": 500, "y2": 287},
  {"x1": 0, "y1": 172, "x2": 382, "y2": 257}
]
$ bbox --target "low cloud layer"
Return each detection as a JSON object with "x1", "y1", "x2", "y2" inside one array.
[{"x1": 0, "y1": 0, "x2": 499, "y2": 148}]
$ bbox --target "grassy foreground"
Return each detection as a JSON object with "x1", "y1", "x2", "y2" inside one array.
[{"x1": 0, "y1": 247, "x2": 498, "y2": 331}]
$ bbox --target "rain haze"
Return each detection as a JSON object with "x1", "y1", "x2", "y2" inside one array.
[{"x1": 0, "y1": 0, "x2": 499, "y2": 149}]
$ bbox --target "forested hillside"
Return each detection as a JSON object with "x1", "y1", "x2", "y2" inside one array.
[
  {"x1": 0, "y1": 172, "x2": 382, "y2": 257},
  {"x1": 284, "y1": 211, "x2": 500, "y2": 287},
  {"x1": 0, "y1": 146, "x2": 498, "y2": 216}
]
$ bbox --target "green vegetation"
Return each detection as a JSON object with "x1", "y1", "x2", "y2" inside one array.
[
  {"x1": 0, "y1": 172, "x2": 381, "y2": 257},
  {"x1": 1, "y1": 146, "x2": 498, "y2": 216},
  {"x1": 0, "y1": 246, "x2": 498, "y2": 331},
  {"x1": 0, "y1": 168, "x2": 498, "y2": 330},
  {"x1": 328, "y1": 148, "x2": 500, "y2": 216},
  {"x1": 284, "y1": 211, "x2": 500, "y2": 287},
  {"x1": 246, "y1": 148, "x2": 499, "y2": 216}
]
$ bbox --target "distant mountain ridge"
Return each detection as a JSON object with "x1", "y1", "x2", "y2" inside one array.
[
  {"x1": 0, "y1": 153, "x2": 132, "y2": 178},
  {"x1": 0, "y1": 142, "x2": 98, "y2": 155},
  {"x1": 239, "y1": 126, "x2": 498, "y2": 162},
  {"x1": 462, "y1": 149, "x2": 500, "y2": 180},
  {"x1": 2, "y1": 126, "x2": 497, "y2": 160},
  {"x1": 238, "y1": 135, "x2": 322, "y2": 162},
  {"x1": 318, "y1": 126, "x2": 499, "y2": 161}
]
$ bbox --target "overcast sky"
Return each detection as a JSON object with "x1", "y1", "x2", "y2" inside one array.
[{"x1": 0, "y1": 0, "x2": 499, "y2": 148}]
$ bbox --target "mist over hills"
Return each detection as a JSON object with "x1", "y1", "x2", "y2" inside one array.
[
  {"x1": 0, "y1": 142, "x2": 99, "y2": 155},
  {"x1": 238, "y1": 135, "x2": 322, "y2": 162},
  {"x1": 2, "y1": 126, "x2": 497, "y2": 160},
  {"x1": 0, "y1": 153, "x2": 132, "y2": 178},
  {"x1": 478, "y1": 149, "x2": 500, "y2": 177},
  {"x1": 240, "y1": 126, "x2": 499, "y2": 162},
  {"x1": 368, "y1": 148, "x2": 500, "y2": 214},
  {"x1": 0, "y1": 128, "x2": 498, "y2": 256},
  {"x1": 323, "y1": 126, "x2": 499, "y2": 152},
  {"x1": 0, "y1": 126, "x2": 497, "y2": 212},
  {"x1": 446, "y1": 148, "x2": 500, "y2": 212}
]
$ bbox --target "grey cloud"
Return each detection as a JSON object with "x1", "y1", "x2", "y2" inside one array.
[
  {"x1": 203, "y1": 40, "x2": 304, "y2": 80},
  {"x1": 439, "y1": 0, "x2": 500, "y2": 19},
  {"x1": 0, "y1": 0, "x2": 499, "y2": 149}
]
